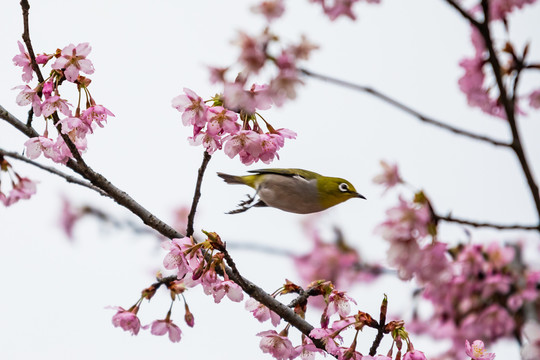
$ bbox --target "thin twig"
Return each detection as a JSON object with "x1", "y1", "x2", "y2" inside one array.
[
  {"x1": 443, "y1": 0, "x2": 481, "y2": 27},
  {"x1": 20, "y1": 0, "x2": 44, "y2": 83},
  {"x1": 186, "y1": 151, "x2": 211, "y2": 237},
  {"x1": 369, "y1": 295, "x2": 388, "y2": 356},
  {"x1": 0, "y1": 148, "x2": 109, "y2": 197},
  {"x1": 300, "y1": 68, "x2": 510, "y2": 148},
  {"x1": 0, "y1": 105, "x2": 39, "y2": 138},
  {"x1": 437, "y1": 214, "x2": 540, "y2": 231}
]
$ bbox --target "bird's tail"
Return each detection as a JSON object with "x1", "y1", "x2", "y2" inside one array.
[{"x1": 217, "y1": 172, "x2": 245, "y2": 185}]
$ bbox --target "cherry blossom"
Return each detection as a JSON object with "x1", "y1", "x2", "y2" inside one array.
[
  {"x1": 51, "y1": 43, "x2": 95, "y2": 82},
  {"x1": 171, "y1": 88, "x2": 208, "y2": 127},
  {"x1": 257, "y1": 330, "x2": 299, "y2": 360},
  {"x1": 251, "y1": 0, "x2": 285, "y2": 22},
  {"x1": 12, "y1": 41, "x2": 33, "y2": 82},
  {"x1": 465, "y1": 340, "x2": 495, "y2": 360},
  {"x1": 521, "y1": 321, "x2": 540, "y2": 360},
  {"x1": 372, "y1": 160, "x2": 402, "y2": 192},
  {"x1": 148, "y1": 318, "x2": 182, "y2": 343},
  {"x1": 245, "y1": 298, "x2": 281, "y2": 327},
  {"x1": 110, "y1": 306, "x2": 141, "y2": 335}
]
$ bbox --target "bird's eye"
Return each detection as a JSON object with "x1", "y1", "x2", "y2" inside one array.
[{"x1": 338, "y1": 183, "x2": 349, "y2": 192}]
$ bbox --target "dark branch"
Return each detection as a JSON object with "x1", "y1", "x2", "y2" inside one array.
[
  {"x1": 0, "y1": 148, "x2": 109, "y2": 197},
  {"x1": 186, "y1": 151, "x2": 211, "y2": 237},
  {"x1": 443, "y1": 0, "x2": 481, "y2": 27},
  {"x1": 446, "y1": 0, "x2": 540, "y2": 226},
  {"x1": 437, "y1": 214, "x2": 540, "y2": 231},
  {"x1": 300, "y1": 68, "x2": 510, "y2": 148},
  {"x1": 20, "y1": 0, "x2": 45, "y2": 83}
]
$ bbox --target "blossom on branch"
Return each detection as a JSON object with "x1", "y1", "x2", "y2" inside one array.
[
  {"x1": 51, "y1": 43, "x2": 95, "y2": 82},
  {"x1": 12, "y1": 41, "x2": 33, "y2": 82}
]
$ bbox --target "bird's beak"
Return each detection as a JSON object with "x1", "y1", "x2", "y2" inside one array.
[{"x1": 356, "y1": 193, "x2": 367, "y2": 200}]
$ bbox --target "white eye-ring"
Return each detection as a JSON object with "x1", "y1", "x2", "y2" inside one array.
[{"x1": 338, "y1": 183, "x2": 349, "y2": 192}]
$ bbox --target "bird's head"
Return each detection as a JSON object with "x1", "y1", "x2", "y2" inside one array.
[{"x1": 317, "y1": 176, "x2": 366, "y2": 210}]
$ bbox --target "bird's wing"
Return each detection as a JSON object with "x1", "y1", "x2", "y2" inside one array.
[{"x1": 247, "y1": 168, "x2": 321, "y2": 180}]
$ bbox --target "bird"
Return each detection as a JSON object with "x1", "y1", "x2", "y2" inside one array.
[{"x1": 217, "y1": 168, "x2": 366, "y2": 214}]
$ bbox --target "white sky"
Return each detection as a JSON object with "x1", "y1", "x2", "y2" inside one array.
[{"x1": 1, "y1": 0, "x2": 539, "y2": 359}]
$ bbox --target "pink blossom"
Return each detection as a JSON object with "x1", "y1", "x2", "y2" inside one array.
[
  {"x1": 251, "y1": 0, "x2": 285, "y2": 22},
  {"x1": 51, "y1": 43, "x2": 95, "y2": 82},
  {"x1": 323, "y1": 0, "x2": 359, "y2": 21},
  {"x1": 288, "y1": 35, "x2": 319, "y2": 61},
  {"x1": 373, "y1": 160, "x2": 402, "y2": 191},
  {"x1": 376, "y1": 196, "x2": 431, "y2": 242},
  {"x1": 41, "y1": 95, "x2": 72, "y2": 117},
  {"x1": 162, "y1": 237, "x2": 200, "y2": 279},
  {"x1": 223, "y1": 130, "x2": 262, "y2": 162},
  {"x1": 458, "y1": 27, "x2": 506, "y2": 119},
  {"x1": 2, "y1": 176, "x2": 37, "y2": 206},
  {"x1": 0, "y1": 192, "x2": 7, "y2": 207},
  {"x1": 259, "y1": 133, "x2": 282, "y2": 163},
  {"x1": 42, "y1": 79, "x2": 54, "y2": 99},
  {"x1": 402, "y1": 350, "x2": 427, "y2": 360},
  {"x1": 295, "y1": 338, "x2": 325, "y2": 360},
  {"x1": 149, "y1": 319, "x2": 182, "y2": 343},
  {"x1": 14, "y1": 85, "x2": 42, "y2": 117},
  {"x1": 257, "y1": 330, "x2": 299, "y2": 360},
  {"x1": 59, "y1": 197, "x2": 82, "y2": 239},
  {"x1": 310, "y1": 327, "x2": 341, "y2": 355},
  {"x1": 465, "y1": 340, "x2": 495, "y2": 360},
  {"x1": 488, "y1": 0, "x2": 537, "y2": 21},
  {"x1": 326, "y1": 290, "x2": 357, "y2": 318},
  {"x1": 12, "y1": 41, "x2": 33, "y2": 82},
  {"x1": 360, "y1": 356, "x2": 391, "y2": 360},
  {"x1": 294, "y1": 226, "x2": 379, "y2": 290},
  {"x1": 81, "y1": 104, "x2": 115, "y2": 128},
  {"x1": 172, "y1": 88, "x2": 208, "y2": 127},
  {"x1": 521, "y1": 321, "x2": 540, "y2": 360},
  {"x1": 223, "y1": 82, "x2": 272, "y2": 114},
  {"x1": 460, "y1": 305, "x2": 514, "y2": 341},
  {"x1": 24, "y1": 136, "x2": 68, "y2": 163},
  {"x1": 245, "y1": 298, "x2": 281, "y2": 327},
  {"x1": 110, "y1": 306, "x2": 141, "y2": 335},
  {"x1": 211, "y1": 279, "x2": 244, "y2": 303},
  {"x1": 208, "y1": 66, "x2": 228, "y2": 83},
  {"x1": 269, "y1": 68, "x2": 303, "y2": 106},
  {"x1": 485, "y1": 242, "x2": 515, "y2": 269},
  {"x1": 59, "y1": 116, "x2": 89, "y2": 139},
  {"x1": 206, "y1": 106, "x2": 239, "y2": 135},
  {"x1": 236, "y1": 31, "x2": 267, "y2": 74},
  {"x1": 188, "y1": 131, "x2": 222, "y2": 154},
  {"x1": 35, "y1": 54, "x2": 52, "y2": 65},
  {"x1": 528, "y1": 89, "x2": 540, "y2": 109}
]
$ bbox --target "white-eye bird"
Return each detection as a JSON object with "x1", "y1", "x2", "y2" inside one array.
[{"x1": 217, "y1": 168, "x2": 366, "y2": 214}]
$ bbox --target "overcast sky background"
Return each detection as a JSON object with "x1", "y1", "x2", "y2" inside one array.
[{"x1": 1, "y1": 0, "x2": 539, "y2": 359}]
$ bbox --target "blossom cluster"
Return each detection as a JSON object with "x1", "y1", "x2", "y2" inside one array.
[
  {"x1": 110, "y1": 232, "x2": 243, "y2": 342},
  {"x1": 253, "y1": 283, "x2": 429, "y2": 360},
  {"x1": 373, "y1": 161, "x2": 539, "y2": 359},
  {"x1": 308, "y1": 0, "x2": 382, "y2": 21},
  {"x1": 0, "y1": 157, "x2": 37, "y2": 206},
  {"x1": 457, "y1": 1, "x2": 540, "y2": 119},
  {"x1": 172, "y1": 87, "x2": 296, "y2": 165},
  {"x1": 294, "y1": 217, "x2": 383, "y2": 291},
  {"x1": 12, "y1": 41, "x2": 114, "y2": 164}
]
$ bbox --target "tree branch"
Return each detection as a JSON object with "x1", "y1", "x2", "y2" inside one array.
[
  {"x1": 299, "y1": 68, "x2": 510, "y2": 148},
  {"x1": 186, "y1": 151, "x2": 211, "y2": 237},
  {"x1": 0, "y1": 148, "x2": 109, "y2": 197},
  {"x1": 20, "y1": 0, "x2": 44, "y2": 84},
  {"x1": 436, "y1": 214, "x2": 540, "y2": 231},
  {"x1": 443, "y1": 0, "x2": 481, "y2": 27},
  {"x1": 445, "y1": 0, "x2": 540, "y2": 227}
]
